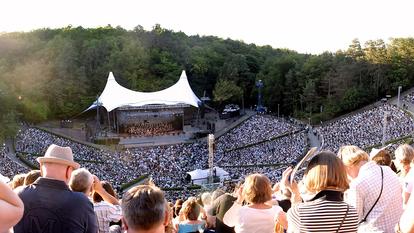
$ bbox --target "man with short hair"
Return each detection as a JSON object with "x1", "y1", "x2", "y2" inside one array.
[
  {"x1": 69, "y1": 168, "x2": 122, "y2": 233},
  {"x1": 13, "y1": 144, "x2": 98, "y2": 233},
  {"x1": 122, "y1": 185, "x2": 168, "y2": 233},
  {"x1": 69, "y1": 168, "x2": 94, "y2": 194}
]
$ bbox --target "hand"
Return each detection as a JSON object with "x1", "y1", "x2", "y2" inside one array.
[
  {"x1": 281, "y1": 167, "x2": 293, "y2": 190},
  {"x1": 236, "y1": 185, "x2": 244, "y2": 204},
  {"x1": 92, "y1": 175, "x2": 103, "y2": 193},
  {"x1": 272, "y1": 182, "x2": 280, "y2": 193},
  {"x1": 281, "y1": 167, "x2": 300, "y2": 195}
]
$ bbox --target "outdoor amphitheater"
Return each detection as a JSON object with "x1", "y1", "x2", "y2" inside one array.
[{"x1": 3, "y1": 5, "x2": 414, "y2": 231}]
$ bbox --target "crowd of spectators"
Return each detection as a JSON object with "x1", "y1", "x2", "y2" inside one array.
[
  {"x1": 4, "y1": 108, "x2": 414, "y2": 232},
  {"x1": 0, "y1": 146, "x2": 28, "y2": 179},
  {"x1": 216, "y1": 115, "x2": 304, "y2": 151},
  {"x1": 403, "y1": 91, "x2": 414, "y2": 104},
  {"x1": 125, "y1": 122, "x2": 175, "y2": 137},
  {"x1": 13, "y1": 115, "x2": 305, "y2": 201},
  {"x1": 219, "y1": 132, "x2": 306, "y2": 167},
  {"x1": 316, "y1": 104, "x2": 414, "y2": 152}
]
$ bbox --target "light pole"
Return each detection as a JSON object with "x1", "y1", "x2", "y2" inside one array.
[
  {"x1": 382, "y1": 111, "x2": 390, "y2": 146},
  {"x1": 397, "y1": 86, "x2": 402, "y2": 108},
  {"x1": 208, "y1": 134, "x2": 215, "y2": 184}
]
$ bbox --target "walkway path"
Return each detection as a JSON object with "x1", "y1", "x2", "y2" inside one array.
[
  {"x1": 307, "y1": 127, "x2": 322, "y2": 148},
  {"x1": 214, "y1": 110, "x2": 256, "y2": 138},
  {"x1": 4, "y1": 138, "x2": 31, "y2": 169}
]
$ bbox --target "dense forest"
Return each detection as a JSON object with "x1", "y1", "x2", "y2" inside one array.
[{"x1": 1, "y1": 24, "x2": 414, "y2": 140}]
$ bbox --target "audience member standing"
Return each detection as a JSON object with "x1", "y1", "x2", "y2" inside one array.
[
  {"x1": 175, "y1": 197, "x2": 206, "y2": 233},
  {"x1": 13, "y1": 144, "x2": 98, "y2": 233},
  {"x1": 69, "y1": 168, "x2": 122, "y2": 233},
  {"x1": 339, "y1": 145, "x2": 403, "y2": 233},
  {"x1": 223, "y1": 174, "x2": 287, "y2": 233},
  {"x1": 283, "y1": 151, "x2": 358, "y2": 232},
  {"x1": 394, "y1": 144, "x2": 414, "y2": 206},
  {"x1": 208, "y1": 187, "x2": 238, "y2": 233},
  {"x1": 122, "y1": 185, "x2": 169, "y2": 233}
]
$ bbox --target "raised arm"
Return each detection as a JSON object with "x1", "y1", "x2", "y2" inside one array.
[{"x1": 0, "y1": 180, "x2": 24, "y2": 232}]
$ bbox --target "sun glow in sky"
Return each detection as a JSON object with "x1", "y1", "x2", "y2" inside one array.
[{"x1": 1, "y1": 0, "x2": 413, "y2": 54}]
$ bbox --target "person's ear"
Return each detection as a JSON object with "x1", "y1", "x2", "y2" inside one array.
[
  {"x1": 65, "y1": 166, "x2": 73, "y2": 182},
  {"x1": 121, "y1": 217, "x2": 129, "y2": 231},
  {"x1": 40, "y1": 163, "x2": 44, "y2": 177},
  {"x1": 163, "y1": 210, "x2": 169, "y2": 226}
]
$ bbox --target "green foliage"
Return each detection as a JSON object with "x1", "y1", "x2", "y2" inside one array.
[
  {"x1": 213, "y1": 79, "x2": 243, "y2": 105},
  {"x1": 0, "y1": 25, "x2": 414, "y2": 129},
  {"x1": 120, "y1": 174, "x2": 150, "y2": 191}
]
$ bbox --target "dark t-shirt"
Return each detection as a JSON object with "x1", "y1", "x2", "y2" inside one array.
[
  {"x1": 209, "y1": 193, "x2": 236, "y2": 233},
  {"x1": 14, "y1": 177, "x2": 98, "y2": 233}
]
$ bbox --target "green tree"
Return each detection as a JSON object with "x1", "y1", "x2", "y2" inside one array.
[{"x1": 213, "y1": 79, "x2": 243, "y2": 106}]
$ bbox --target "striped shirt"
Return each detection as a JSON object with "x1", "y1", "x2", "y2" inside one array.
[
  {"x1": 288, "y1": 190, "x2": 358, "y2": 233},
  {"x1": 93, "y1": 201, "x2": 122, "y2": 233}
]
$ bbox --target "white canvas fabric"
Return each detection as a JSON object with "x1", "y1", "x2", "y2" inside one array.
[{"x1": 87, "y1": 70, "x2": 201, "y2": 112}]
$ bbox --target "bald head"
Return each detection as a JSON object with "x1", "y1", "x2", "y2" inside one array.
[{"x1": 40, "y1": 162, "x2": 74, "y2": 184}]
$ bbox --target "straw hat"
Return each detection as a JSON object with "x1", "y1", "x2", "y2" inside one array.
[{"x1": 37, "y1": 144, "x2": 80, "y2": 169}]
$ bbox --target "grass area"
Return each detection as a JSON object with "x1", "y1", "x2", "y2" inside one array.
[
  {"x1": 162, "y1": 185, "x2": 202, "y2": 191},
  {"x1": 120, "y1": 174, "x2": 150, "y2": 191},
  {"x1": 364, "y1": 135, "x2": 413, "y2": 151}
]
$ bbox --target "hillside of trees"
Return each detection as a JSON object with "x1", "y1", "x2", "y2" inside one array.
[{"x1": 1, "y1": 24, "x2": 414, "y2": 141}]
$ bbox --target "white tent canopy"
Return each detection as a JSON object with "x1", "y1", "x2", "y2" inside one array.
[
  {"x1": 186, "y1": 167, "x2": 229, "y2": 185},
  {"x1": 87, "y1": 70, "x2": 201, "y2": 112}
]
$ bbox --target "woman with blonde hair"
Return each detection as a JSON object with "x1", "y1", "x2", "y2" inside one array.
[
  {"x1": 283, "y1": 151, "x2": 358, "y2": 232},
  {"x1": 175, "y1": 197, "x2": 206, "y2": 233},
  {"x1": 223, "y1": 173, "x2": 287, "y2": 233}
]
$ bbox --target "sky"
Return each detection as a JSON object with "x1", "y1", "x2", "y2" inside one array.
[{"x1": 1, "y1": 0, "x2": 413, "y2": 54}]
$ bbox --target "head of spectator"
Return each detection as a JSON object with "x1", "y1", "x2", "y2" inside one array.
[
  {"x1": 370, "y1": 148, "x2": 397, "y2": 172},
  {"x1": 37, "y1": 144, "x2": 80, "y2": 183},
  {"x1": 394, "y1": 144, "x2": 414, "y2": 176},
  {"x1": 122, "y1": 185, "x2": 168, "y2": 233},
  {"x1": 338, "y1": 145, "x2": 369, "y2": 180},
  {"x1": 304, "y1": 151, "x2": 349, "y2": 194},
  {"x1": 10, "y1": 174, "x2": 26, "y2": 189},
  {"x1": 211, "y1": 188, "x2": 225, "y2": 201},
  {"x1": 69, "y1": 168, "x2": 93, "y2": 195},
  {"x1": 173, "y1": 199, "x2": 184, "y2": 218},
  {"x1": 201, "y1": 192, "x2": 212, "y2": 207},
  {"x1": 242, "y1": 173, "x2": 272, "y2": 204},
  {"x1": 92, "y1": 180, "x2": 117, "y2": 202},
  {"x1": 180, "y1": 197, "x2": 201, "y2": 221},
  {"x1": 174, "y1": 199, "x2": 184, "y2": 217},
  {"x1": 165, "y1": 202, "x2": 175, "y2": 233},
  {"x1": 24, "y1": 170, "x2": 41, "y2": 186}
]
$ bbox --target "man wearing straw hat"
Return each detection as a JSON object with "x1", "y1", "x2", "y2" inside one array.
[{"x1": 14, "y1": 144, "x2": 98, "y2": 233}]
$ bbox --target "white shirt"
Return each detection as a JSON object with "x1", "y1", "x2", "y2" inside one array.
[
  {"x1": 345, "y1": 161, "x2": 403, "y2": 233},
  {"x1": 94, "y1": 201, "x2": 122, "y2": 233},
  {"x1": 223, "y1": 202, "x2": 282, "y2": 233}
]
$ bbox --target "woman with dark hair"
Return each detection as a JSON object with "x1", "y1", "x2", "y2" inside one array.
[
  {"x1": 283, "y1": 151, "x2": 359, "y2": 233},
  {"x1": 92, "y1": 180, "x2": 122, "y2": 233},
  {"x1": 223, "y1": 173, "x2": 287, "y2": 233}
]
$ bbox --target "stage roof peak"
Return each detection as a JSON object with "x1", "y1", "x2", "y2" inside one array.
[{"x1": 86, "y1": 70, "x2": 201, "y2": 112}]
